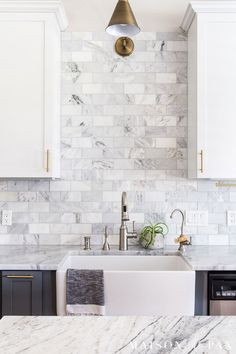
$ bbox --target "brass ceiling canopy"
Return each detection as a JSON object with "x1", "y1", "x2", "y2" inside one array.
[
  {"x1": 115, "y1": 37, "x2": 134, "y2": 56},
  {"x1": 106, "y1": 0, "x2": 140, "y2": 37}
]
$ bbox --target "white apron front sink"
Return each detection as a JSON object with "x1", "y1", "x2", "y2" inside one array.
[{"x1": 56, "y1": 255, "x2": 195, "y2": 316}]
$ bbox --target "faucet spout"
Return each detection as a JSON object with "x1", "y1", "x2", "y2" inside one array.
[
  {"x1": 170, "y1": 208, "x2": 185, "y2": 235},
  {"x1": 119, "y1": 192, "x2": 137, "y2": 250},
  {"x1": 170, "y1": 208, "x2": 191, "y2": 252},
  {"x1": 121, "y1": 191, "x2": 129, "y2": 221}
]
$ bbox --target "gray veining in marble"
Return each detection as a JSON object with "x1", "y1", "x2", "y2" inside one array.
[
  {"x1": 1, "y1": 245, "x2": 236, "y2": 271},
  {"x1": 0, "y1": 245, "x2": 177, "y2": 270},
  {"x1": 0, "y1": 31, "x2": 234, "y2": 248},
  {"x1": 182, "y1": 245, "x2": 236, "y2": 271},
  {"x1": 0, "y1": 315, "x2": 235, "y2": 354}
]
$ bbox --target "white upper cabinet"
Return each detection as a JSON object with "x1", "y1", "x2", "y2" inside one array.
[
  {"x1": 0, "y1": 1, "x2": 67, "y2": 178},
  {"x1": 183, "y1": 1, "x2": 236, "y2": 179}
]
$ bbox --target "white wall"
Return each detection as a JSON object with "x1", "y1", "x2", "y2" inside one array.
[{"x1": 62, "y1": 0, "x2": 190, "y2": 32}]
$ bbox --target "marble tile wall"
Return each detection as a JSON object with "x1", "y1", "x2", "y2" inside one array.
[{"x1": 0, "y1": 31, "x2": 234, "y2": 246}]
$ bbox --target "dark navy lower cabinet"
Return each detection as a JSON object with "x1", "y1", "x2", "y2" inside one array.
[{"x1": 1, "y1": 270, "x2": 56, "y2": 316}]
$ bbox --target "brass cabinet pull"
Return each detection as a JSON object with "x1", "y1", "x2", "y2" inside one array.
[
  {"x1": 4, "y1": 275, "x2": 34, "y2": 279},
  {"x1": 216, "y1": 181, "x2": 236, "y2": 188},
  {"x1": 45, "y1": 149, "x2": 50, "y2": 173},
  {"x1": 199, "y1": 150, "x2": 204, "y2": 173}
]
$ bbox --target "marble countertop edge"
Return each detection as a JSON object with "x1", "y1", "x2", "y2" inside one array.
[{"x1": 0, "y1": 245, "x2": 235, "y2": 271}]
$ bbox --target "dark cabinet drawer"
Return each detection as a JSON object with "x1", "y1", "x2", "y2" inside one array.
[
  {"x1": 1, "y1": 270, "x2": 57, "y2": 317},
  {"x1": 2, "y1": 271, "x2": 43, "y2": 316}
]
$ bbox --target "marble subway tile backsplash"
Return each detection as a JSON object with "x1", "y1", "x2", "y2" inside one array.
[{"x1": 0, "y1": 31, "x2": 233, "y2": 246}]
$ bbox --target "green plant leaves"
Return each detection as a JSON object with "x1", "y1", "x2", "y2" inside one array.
[{"x1": 140, "y1": 222, "x2": 169, "y2": 249}]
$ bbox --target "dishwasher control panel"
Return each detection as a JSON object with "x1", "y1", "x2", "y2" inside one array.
[
  {"x1": 216, "y1": 290, "x2": 236, "y2": 297},
  {"x1": 209, "y1": 273, "x2": 236, "y2": 300}
]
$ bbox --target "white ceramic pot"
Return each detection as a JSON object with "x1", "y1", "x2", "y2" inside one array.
[{"x1": 140, "y1": 233, "x2": 164, "y2": 250}]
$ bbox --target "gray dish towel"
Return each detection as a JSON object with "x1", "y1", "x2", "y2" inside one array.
[{"x1": 66, "y1": 269, "x2": 105, "y2": 316}]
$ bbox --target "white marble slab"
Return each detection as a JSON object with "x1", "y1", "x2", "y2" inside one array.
[
  {"x1": 0, "y1": 245, "x2": 236, "y2": 271},
  {"x1": 182, "y1": 245, "x2": 236, "y2": 271},
  {"x1": 0, "y1": 245, "x2": 74, "y2": 270},
  {"x1": 0, "y1": 315, "x2": 235, "y2": 353},
  {"x1": 0, "y1": 245, "x2": 178, "y2": 270}
]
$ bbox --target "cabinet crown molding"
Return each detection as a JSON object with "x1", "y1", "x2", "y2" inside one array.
[
  {"x1": 181, "y1": 1, "x2": 236, "y2": 32},
  {"x1": 0, "y1": 0, "x2": 68, "y2": 30}
]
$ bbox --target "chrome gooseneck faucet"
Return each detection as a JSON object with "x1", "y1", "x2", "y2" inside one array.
[
  {"x1": 170, "y1": 209, "x2": 191, "y2": 251},
  {"x1": 119, "y1": 192, "x2": 137, "y2": 251},
  {"x1": 170, "y1": 209, "x2": 185, "y2": 236}
]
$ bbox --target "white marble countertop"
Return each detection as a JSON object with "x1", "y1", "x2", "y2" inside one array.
[
  {"x1": 0, "y1": 315, "x2": 235, "y2": 353},
  {"x1": 0, "y1": 244, "x2": 236, "y2": 271},
  {"x1": 0, "y1": 245, "x2": 75, "y2": 270},
  {"x1": 0, "y1": 245, "x2": 178, "y2": 270},
  {"x1": 182, "y1": 245, "x2": 236, "y2": 271}
]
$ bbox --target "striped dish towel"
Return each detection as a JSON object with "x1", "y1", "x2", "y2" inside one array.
[{"x1": 66, "y1": 269, "x2": 105, "y2": 316}]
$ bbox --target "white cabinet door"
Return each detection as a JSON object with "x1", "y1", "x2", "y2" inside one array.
[
  {"x1": 198, "y1": 13, "x2": 236, "y2": 179},
  {"x1": 0, "y1": 13, "x2": 61, "y2": 178},
  {"x1": 188, "y1": 11, "x2": 236, "y2": 179}
]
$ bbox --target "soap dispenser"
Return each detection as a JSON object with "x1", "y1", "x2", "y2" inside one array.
[{"x1": 102, "y1": 226, "x2": 110, "y2": 251}]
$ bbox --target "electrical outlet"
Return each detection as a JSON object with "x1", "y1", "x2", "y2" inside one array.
[
  {"x1": 185, "y1": 211, "x2": 208, "y2": 226},
  {"x1": 227, "y1": 211, "x2": 236, "y2": 226},
  {"x1": 1, "y1": 210, "x2": 12, "y2": 226}
]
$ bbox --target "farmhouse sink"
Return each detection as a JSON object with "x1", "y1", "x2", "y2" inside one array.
[{"x1": 56, "y1": 255, "x2": 195, "y2": 316}]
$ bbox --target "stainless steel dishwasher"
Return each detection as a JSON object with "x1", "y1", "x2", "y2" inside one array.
[{"x1": 209, "y1": 272, "x2": 236, "y2": 315}]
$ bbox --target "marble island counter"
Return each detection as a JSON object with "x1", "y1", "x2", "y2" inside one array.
[
  {"x1": 0, "y1": 244, "x2": 236, "y2": 271},
  {"x1": 0, "y1": 315, "x2": 235, "y2": 354}
]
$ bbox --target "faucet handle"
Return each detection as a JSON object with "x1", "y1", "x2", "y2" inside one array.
[
  {"x1": 127, "y1": 221, "x2": 137, "y2": 239},
  {"x1": 132, "y1": 221, "x2": 135, "y2": 232}
]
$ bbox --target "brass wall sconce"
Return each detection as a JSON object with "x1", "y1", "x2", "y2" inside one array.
[
  {"x1": 106, "y1": 0, "x2": 140, "y2": 57},
  {"x1": 115, "y1": 36, "x2": 134, "y2": 56}
]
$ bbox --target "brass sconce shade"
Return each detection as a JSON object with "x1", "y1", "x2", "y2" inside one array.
[
  {"x1": 106, "y1": 0, "x2": 140, "y2": 37},
  {"x1": 115, "y1": 37, "x2": 134, "y2": 56}
]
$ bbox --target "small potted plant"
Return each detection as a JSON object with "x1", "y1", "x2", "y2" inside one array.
[{"x1": 140, "y1": 222, "x2": 168, "y2": 249}]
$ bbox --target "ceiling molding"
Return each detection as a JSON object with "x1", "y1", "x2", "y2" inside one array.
[
  {"x1": 181, "y1": 4, "x2": 195, "y2": 32},
  {"x1": 0, "y1": 1, "x2": 68, "y2": 30},
  {"x1": 181, "y1": 1, "x2": 236, "y2": 32}
]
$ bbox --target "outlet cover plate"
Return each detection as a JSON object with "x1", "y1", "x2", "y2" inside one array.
[
  {"x1": 227, "y1": 211, "x2": 236, "y2": 226},
  {"x1": 185, "y1": 211, "x2": 208, "y2": 226},
  {"x1": 1, "y1": 210, "x2": 12, "y2": 226}
]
